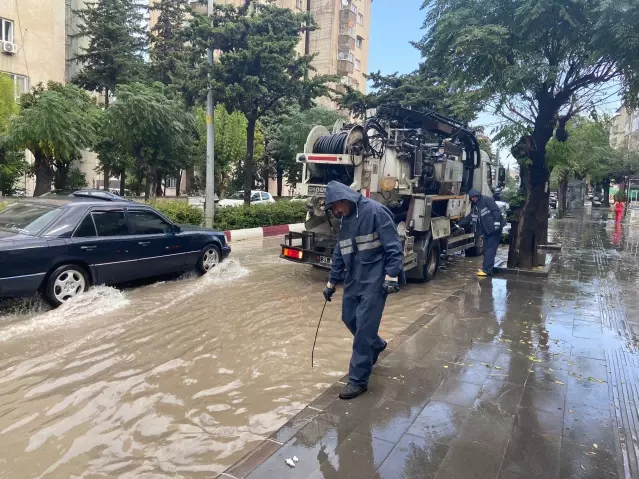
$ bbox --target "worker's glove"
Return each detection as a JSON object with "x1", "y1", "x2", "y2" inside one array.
[
  {"x1": 323, "y1": 283, "x2": 336, "y2": 302},
  {"x1": 382, "y1": 276, "x2": 400, "y2": 295}
]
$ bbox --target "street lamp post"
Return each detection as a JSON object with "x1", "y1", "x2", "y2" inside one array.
[{"x1": 204, "y1": 0, "x2": 216, "y2": 228}]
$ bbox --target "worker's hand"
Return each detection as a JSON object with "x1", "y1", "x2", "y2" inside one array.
[
  {"x1": 323, "y1": 283, "x2": 336, "y2": 302},
  {"x1": 382, "y1": 276, "x2": 400, "y2": 295}
]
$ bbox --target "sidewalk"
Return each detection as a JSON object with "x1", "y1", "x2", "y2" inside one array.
[{"x1": 222, "y1": 207, "x2": 639, "y2": 479}]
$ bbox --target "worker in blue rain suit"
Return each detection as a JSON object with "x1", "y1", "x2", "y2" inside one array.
[
  {"x1": 461, "y1": 188, "x2": 505, "y2": 277},
  {"x1": 322, "y1": 181, "x2": 404, "y2": 400}
]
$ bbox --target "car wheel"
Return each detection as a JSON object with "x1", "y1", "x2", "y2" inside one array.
[
  {"x1": 197, "y1": 244, "x2": 221, "y2": 274},
  {"x1": 44, "y1": 265, "x2": 89, "y2": 307}
]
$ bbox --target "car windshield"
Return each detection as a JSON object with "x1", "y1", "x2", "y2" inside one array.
[
  {"x1": 228, "y1": 191, "x2": 244, "y2": 200},
  {"x1": 0, "y1": 203, "x2": 61, "y2": 235}
]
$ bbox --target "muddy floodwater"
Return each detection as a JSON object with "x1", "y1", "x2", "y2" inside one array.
[{"x1": 0, "y1": 238, "x2": 455, "y2": 478}]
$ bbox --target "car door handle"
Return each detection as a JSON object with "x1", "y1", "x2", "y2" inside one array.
[
  {"x1": 81, "y1": 245, "x2": 96, "y2": 250},
  {"x1": 138, "y1": 241, "x2": 151, "y2": 246}
]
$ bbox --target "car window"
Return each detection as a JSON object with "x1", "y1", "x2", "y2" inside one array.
[
  {"x1": 251, "y1": 192, "x2": 261, "y2": 201},
  {"x1": 129, "y1": 209, "x2": 172, "y2": 235},
  {"x1": 92, "y1": 210, "x2": 129, "y2": 236},
  {"x1": 0, "y1": 203, "x2": 61, "y2": 235},
  {"x1": 229, "y1": 191, "x2": 244, "y2": 200},
  {"x1": 261, "y1": 192, "x2": 271, "y2": 201},
  {"x1": 74, "y1": 214, "x2": 97, "y2": 237}
]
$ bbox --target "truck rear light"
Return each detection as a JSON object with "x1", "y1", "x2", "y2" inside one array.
[{"x1": 282, "y1": 247, "x2": 303, "y2": 260}]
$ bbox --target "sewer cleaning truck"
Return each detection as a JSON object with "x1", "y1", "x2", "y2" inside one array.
[{"x1": 280, "y1": 104, "x2": 504, "y2": 281}]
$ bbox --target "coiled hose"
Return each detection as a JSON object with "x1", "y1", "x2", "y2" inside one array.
[{"x1": 313, "y1": 132, "x2": 349, "y2": 154}]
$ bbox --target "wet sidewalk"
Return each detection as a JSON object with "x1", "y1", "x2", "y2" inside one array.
[{"x1": 221, "y1": 207, "x2": 639, "y2": 479}]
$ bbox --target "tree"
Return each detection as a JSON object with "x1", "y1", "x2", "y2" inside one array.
[
  {"x1": 103, "y1": 82, "x2": 194, "y2": 200},
  {"x1": 148, "y1": 0, "x2": 189, "y2": 89},
  {"x1": 72, "y1": 0, "x2": 147, "y2": 189},
  {"x1": 9, "y1": 82, "x2": 100, "y2": 196},
  {"x1": 262, "y1": 106, "x2": 345, "y2": 196},
  {"x1": 187, "y1": 1, "x2": 334, "y2": 204},
  {"x1": 419, "y1": 0, "x2": 639, "y2": 268},
  {"x1": 0, "y1": 74, "x2": 26, "y2": 196},
  {"x1": 339, "y1": 69, "x2": 484, "y2": 124}
]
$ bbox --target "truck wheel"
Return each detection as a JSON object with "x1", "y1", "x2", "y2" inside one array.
[
  {"x1": 423, "y1": 242, "x2": 440, "y2": 282},
  {"x1": 466, "y1": 234, "x2": 484, "y2": 257},
  {"x1": 44, "y1": 264, "x2": 90, "y2": 307}
]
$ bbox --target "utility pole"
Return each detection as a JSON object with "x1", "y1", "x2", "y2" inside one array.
[{"x1": 204, "y1": 0, "x2": 216, "y2": 228}]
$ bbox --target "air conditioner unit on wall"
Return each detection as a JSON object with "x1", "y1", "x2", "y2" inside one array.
[{"x1": 2, "y1": 42, "x2": 17, "y2": 54}]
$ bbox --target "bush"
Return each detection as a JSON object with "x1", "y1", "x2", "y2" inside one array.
[
  {"x1": 213, "y1": 200, "x2": 307, "y2": 231},
  {"x1": 0, "y1": 201, "x2": 7, "y2": 211},
  {"x1": 153, "y1": 201, "x2": 204, "y2": 226}
]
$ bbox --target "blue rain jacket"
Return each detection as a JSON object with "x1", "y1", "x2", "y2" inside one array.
[{"x1": 467, "y1": 188, "x2": 505, "y2": 236}]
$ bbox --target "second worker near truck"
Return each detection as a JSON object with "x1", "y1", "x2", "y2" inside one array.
[
  {"x1": 462, "y1": 188, "x2": 506, "y2": 277},
  {"x1": 322, "y1": 181, "x2": 405, "y2": 400}
]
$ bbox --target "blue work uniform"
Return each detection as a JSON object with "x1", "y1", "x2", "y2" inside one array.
[
  {"x1": 466, "y1": 188, "x2": 505, "y2": 275},
  {"x1": 325, "y1": 181, "x2": 404, "y2": 387}
]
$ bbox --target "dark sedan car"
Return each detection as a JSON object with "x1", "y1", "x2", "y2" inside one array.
[{"x1": 0, "y1": 198, "x2": 231, "y2": 307}]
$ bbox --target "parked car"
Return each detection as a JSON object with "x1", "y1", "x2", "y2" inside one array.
[
  {"x1": 495, "y1": 201, "x2": 511, "y2": 242},
  {"x1": 288, "y1": 194, "x2": 311, "y2": 203},
  {"x1": 218, "y1": 190, "x2": 276, "y2": 207},
  {"x1": 0, "y1": 198, "x2": 231, "y2": 306},
  {"x1": 549, "y1": 192, "x2": 557, "y2": 209},
  {"x1": 41, "y1": 189, "x2": 130, "y2": 202}
]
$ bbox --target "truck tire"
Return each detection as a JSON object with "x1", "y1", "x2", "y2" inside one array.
[
  {"x1": 466, "y1": 233, "x2": 484, "y2": 257},
  {"x1": 423, "y1": 242, "x2": 440, "y2": 282}
]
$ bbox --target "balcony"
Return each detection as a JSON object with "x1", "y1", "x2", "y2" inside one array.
[
  {"x1": 339, "y1": 25, "x2": 357, "y2": 50},
  {"x1": 337, "y1": 59, "x2": 354, "y2": 75},
  {"x1": 339, "y1": 9, "x2": 357, "y2": 27}
]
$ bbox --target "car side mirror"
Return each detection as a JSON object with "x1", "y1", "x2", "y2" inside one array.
[
  {"x1": 497, "y1": 166, "x2": 506, "y2": 188},
  {"x1": 173, "y1": 225, "x2": 182, "y2": 234}
]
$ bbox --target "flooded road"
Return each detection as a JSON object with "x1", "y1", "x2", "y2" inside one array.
[{"x1": 0, "y1": 238, "x2": 469, "y2": 478}]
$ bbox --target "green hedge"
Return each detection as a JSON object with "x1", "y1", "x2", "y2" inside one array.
[
  {"x1": 213, "y1": 201, "x2": 307, "y2": 231},
  {"x1": 153, "y1": 201, "x2": 205, "y2": 226},
  {"x1": 152, "y1": 199, "x2": 308, "y2": 231}
]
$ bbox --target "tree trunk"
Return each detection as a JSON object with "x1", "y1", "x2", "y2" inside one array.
[
  {"x1": 243, "y1": 117, "x2": 257, "y2": 205},
  {"x1": 558, "y1": 174, "x2": 568, "y2": 217},
  {"x1": 176, "y1": 170, "x2": 182, "y2": 197},
  {"x1": 33, "y1": 152, "x2": 53, "y2": 196},
  {"x1": 120, "y1": 170, "x2": 126, "y2": 196},
  {"x1": 155, "y1": 172, "x2": 163, "y2": 197},
  {"x1": 54, "y1": 161, "x2": 70, "y2": 191},
  {"x1": 277, "y1": 168, "x2": 283, "y2": 197},
  {"x1": 603, "y1": 178, "x2": 611, "y2": 207},
  {"x1": 262, "y1": 169, "x2": 270, "y2": 193},
  {"x1": 103, "y1": 168, "x2": 109, "y2": 192}
]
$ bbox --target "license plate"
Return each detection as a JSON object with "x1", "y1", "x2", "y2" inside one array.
[
  {"x1": 318, "y1": 255, "x2": 332, "y2": 265},
  {"x1": 307, "y1": 185, "x2": 327, "y2": 196}
]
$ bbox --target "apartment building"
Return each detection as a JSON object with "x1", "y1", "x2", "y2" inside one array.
[{"x1": 610, "y1": 107, "x2": 639, "y2": 152}]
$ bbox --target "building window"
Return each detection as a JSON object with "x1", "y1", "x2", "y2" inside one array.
[
  {"x1": 3, "y1": 73, "x2": 28, "y2": 102},
  {"x1": 355, "y1": 59, "x2": 361, "y2": 71},
  {"x1": 356, "y1": 36, "x2": 363, "y2": 49},
  {"x1": 296, "y1": 0, "x2": 303, "y2": 10},
  {"x1": 357, "y1": 13, "x2": 364, "y2": 25},
  {"x1": 1, "y1": 18, "x2": 14, "y2": 43}
]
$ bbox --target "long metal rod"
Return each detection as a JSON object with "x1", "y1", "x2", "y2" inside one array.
[
  {"x1": 204, "y1": 0, "x2": 216, "y2": 228},
  {"x1": 311, "y1": 300, "x2": 328, "y2": 368}
]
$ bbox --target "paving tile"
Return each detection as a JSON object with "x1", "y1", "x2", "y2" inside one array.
[
  {"x1": 376, "y1": 433, "x2": 449, "y2": 479},
  {"x1": 520, "y1": 386, "x2": 566, "y2": 414},
  {"x1": 458, "y1": 407, "x2": 515, "y2": 448},
  {"x1": 309, "y1": 384, "x2": 343, "y2": 411},
  {"x1": 498, "y1": 427, "x2": 561, "y2": 479},
  {"x1": 424, "y1": 342, "x2": 470, "y2": 363},
  {"x1": 570, "y1": 340, "x2": 606, "y2": 361},
  {"x1": 565, "y1": 376, "x2": 611, "y2": 408},
  {"x1": 434, "y1": 438, "x2": 504, "y2": 479},
  {"x1": 563, "y1": 405, "x2": 615, "y2": 453},
  {"x1": 465, "y1": 343, "x2": 503, "y2": 363},
  {"x1": 307, "y1": 431, "x2": 395, "y2": 479},
  {"x1": 270, "y1": 407, "x2": 321, "y2": 444},
  {"x1": 559, "y1": 438, "x2": 619, "y2": 478},
  {"x1": 227, "y1": 440, "x2": 282, "y2": 478},
  {"x1": 473, "y1": 379, "x2": 524, "y2": 416},
  {"x1": 431, "y1": 379, "x2": 482, "y2": 407},
  {"x1": 526, "y1": 364, "x2": 570, "y2": 394},
  {"x1": 407, "y1": 401, "x2": 470, "y2": 445},
  {"x1": 388, "y1": 365, "x2": 446, "y2": 408},
  {"x1": 438, "y1": 359, "x2": 493, "y2": 386},
  {"x1": 355, "y1": 400, "x2": 422, "y2": 444},
  {"x1": 490, "y1": 354, "x2": 532, "y2": 386},
  {"x1": 514, "y1": 406, "x2": 564, "y2": 436}
]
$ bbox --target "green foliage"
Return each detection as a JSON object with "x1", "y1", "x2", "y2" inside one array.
[
  {"x1": 0, "y1": 201, "x2": 7, "y2": 211},
  {"x1": 9, "y1": 82, "x2": 101, "y2": 195},
  {"x1": 153, "y1": 200, "x2": 204, "y2": 226},
  {"x1": 262, "y1": 106, "x2": 346, "y2": 191},
  {"x1": 67, "y1": 167, "x2": 88, "y2": 189},
  {"x1": 186, "y1": 1, "x2": 334, "y2": 203},
  {"x1": 104, "y1": 82, "x2": 195, "y2": 198},
  {"x1": 338, "y1": 70, "x2": 484, "y2": 123},
  {"x1": 71, "y1": 0, "x2": 147, "y2": 103},
  {"x1": 213, "y1": 201, "x2": 307, "y2": 231},
  {"x1": 0, "y1": 74, "x2": 26, "y2": 195}
]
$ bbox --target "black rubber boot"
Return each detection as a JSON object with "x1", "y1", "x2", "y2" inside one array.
[
  {"x1": 373, "y1": 340, "x2": 387, "y2": 366},
  {"x1": 339, "y1": 382, "x2": 368, "y2": 400}
]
